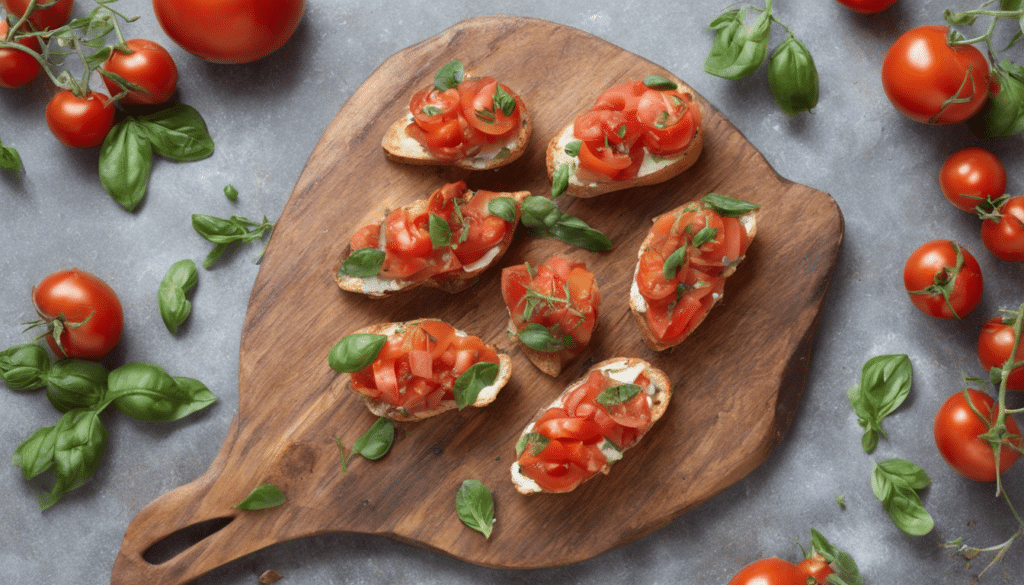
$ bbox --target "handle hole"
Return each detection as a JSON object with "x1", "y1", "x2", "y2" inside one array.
[{"x1": 142, "y1": 516, "x2": 235, "y2": 565}]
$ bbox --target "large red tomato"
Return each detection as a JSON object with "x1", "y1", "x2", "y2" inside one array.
[
  {"x1": 101, "y1": 38, "x2": 178, "y2": 105},
  {"x1": 2, "y1": 0, "x2": 74, "y2": 31},
  {"x1": 728, "y1": 557, "x2": 807, "y2": 585},
  {"x1": 902, "y1": 239, "x2": 983, "y2": 319},
  {"x1": 934, "y1": 389, "x2": 1020, "y2": 481},
  {"x1": 0, "y1": 20, "x2": 41, "y2": 88},
  {"x1": 881, "y1": 26, "x2": 990, "y2": 124},
  {"x1": 45, "y1": 91, "x2": 115, "y2": 149},
  {"x1": 151, "y1": 0, "x2": 305, "y2": 64},
  {"x1": 32, "y1": 269, "x2": 125, "y2": 360}
]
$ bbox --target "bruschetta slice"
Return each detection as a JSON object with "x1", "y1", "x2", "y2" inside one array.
[
  {"x1": 382, "y1": 59, "x2": 532, "y2": 170},
  {"x1": 511, "y1": 358, "x2": 671, "y2": 494},
  {"x1": 335, "y1": 182, "x2": 530, "y2": 298},
  {"x1": 500, "y1": 256, "x2": 600, "y2": 377},
  {"x1": 629, "y1": 193, "x2": 759, "y2": 351},
  {"x1": 330, "y1": 319, "x2": 512, "y2": 421},
  {"x1": 546, "y1": 74, "x2": 703, "y2": 198}
]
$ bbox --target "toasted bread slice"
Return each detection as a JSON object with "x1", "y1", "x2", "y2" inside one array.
[
  {"x1": 345, "y1": 319, "x2": 512, "y2": 421},
  {"x1": 334, "y1": 186, "x2": 530, "y2": 299},
  {"x1": 629, "y1": 203, "x2": 758, "y2": 352},
  {"x1": 510, "y1": 357, "x2": 671, "y2": 495}
]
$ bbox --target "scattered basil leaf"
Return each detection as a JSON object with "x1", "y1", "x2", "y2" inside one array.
[
  {"x1": 224, "y1": 184, "x2": 239, "y2": 201},
  {"x1": 768, "y1": 35, "x2": 819, "y2": 115},
  {"x1": 596, "y1": 383, "x2": 642, "y2": 407},
  {"x1": 338, "y1": 247, "x2": 386, "y2": 278},
  {"x1": 434, "y1": 59, "x2": 465, "y2": 91},
  {"x1": 487, "y1": 197, "x2": 517, "y2": 223},
  {"x1": 700, "y1": 193, "x2": 761, "y2": 217},
  {"x1": 98, "y1": 118, "x2": 154, "y2": 212},
  {"x1": 191, "y1": 213, "x2": 274, "y2": 269},
  {"x1": 235, "y1": 484, "x2": 286, "y2": 510},
  {"x1": 871, "y1": 458, "x2": 934, "y2": 536},
  {"x1": 106, "y1": 362, "x2": 217, "y2": 422},
  {"x1": 350, "y1": 417, "x2": 395, "y2": 461},
  {"x1": 0, "y1": 343, "x2": 51, "y2": 392},
  {"x1": 517, "y1": 323, "x2": 567, "y2": 353},
  {"x1": 453, "y1": 361, "x2": 499, "y2": 410},
  {"x1": 159, "y1": 259, "x2": 199, "y2": 334},
  {"x1": 0, "y1": 137, "x2": 24, "y2": 170},
  {"x1": 136, "y1": 104, "x2": 215, "y2": 161},
  {"x1": 45, "y1": 359, "x2": 108, "y2": 413},
  {"x1": 846, "y1": 354, "x2": 912, "y2": 453},
  {"x1": 455, "y1": 479, "x2": 495, "y2": 539},
  {"x1": 662, "y1": 246, "x2": 688, "y2": 281},
  {"x1": 428, "y1": 212, "x2": 452, "y2": 248},
  {"x1": 704, "y1": 2, "x2": 773, "y2": 80},
  {"x1": 520, "y1": 196, "x2": 563, "y2": 232},
  {"x1": 328, "y1": 333, "x2": 387, "y2": 373},
  {"x1": 515, "y1": 432, "x2": 550, "y2": 457},
  {"x1": 808, "y1": 529, "x2": 861, "y2": 585},
  {"x1": 643, "y1": 74, "x2": 678, "y2": 90}
]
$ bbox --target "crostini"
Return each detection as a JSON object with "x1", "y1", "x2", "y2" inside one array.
[
  {"x1": 629, "y1": 193, "x2": 759, "y2": 352},
  {"x1": 500, "y1": 256, "x2": 600, "y2": 376},
  {"x1": 329, "y1": 319, "x2": 512, "y2": 421},
  {"x1": 335, "y1": 181, "x2": 530, "y2": 298},
  {"x1": 511, "y1": 358, "x2": 671, "y2": 494},
  {"x1": 382, "y1": 59, "x2": 532, "y2": 170},
  {"x1": 546, "y1": 74, "x2": 703, "y2": 198}
]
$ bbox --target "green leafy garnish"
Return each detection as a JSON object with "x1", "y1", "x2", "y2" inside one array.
[
  {"x1": 846, "y1": 354, "x2": 912, "y2": 453},
  {"x1": 455, "y1": 479, "x2": 496, "y2": 539},
  {"x1": 235, "y1": 484, "x2": 286, "y2": 510}
]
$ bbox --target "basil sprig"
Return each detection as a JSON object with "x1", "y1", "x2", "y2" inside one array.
[
  {"x1": 45, "y1": 359, "x2": 108, "y2": 413},
  {"x1": 434, "y1": 59, "x2": 465, "y2": 91},
  {"x1": 520, "y1": 196, "x2": 613, "y2": 251},
  {"x1": 191, "y1": 213, "x2": 274, "y2": 269},
  {"x1": 846, "y1": 355, "x2": 912, "y2": 453},
  {"x1": 328, "y1": 333, "x2": 387, "y2": 373},
  {"x1": 338, "y1": 247, "x2": 386, "y2": 278},
  {"x1": 0, "y1": 136, "x2": 24, "y2": 170},
  {"x1": 871, "y1": 458, "x2": 934, "y2": 536},
  {"x1": 700, "y1": 193, "x2": 760, "y2": 217},
  {"x1": 806, "y1": 529, "x2": 861, "y2": 585},
  {"x1": 99, "y1": 104, "x2": 215, "y2": 211},
  {"x1": 158, "y1": 259, "x2": 199, "y2": 334},
  {"x1": 0, "y1": 343, "x2": 51, "y2": 392},
  {"x1": 235, "y1": 484, "x2": 287, "y2": 510},
  {"x1": 107, "y1": 362, "x2": 217, "y2": 422},
  {"x1": 453, "y1": 361, "x2": 499, "y2": 410},
  {"x1": 455, "y1": 479, "x2": 496, "y2": 539},
  {"x1": 339, "y1": 417, "x2": 395, "y2": 472}
]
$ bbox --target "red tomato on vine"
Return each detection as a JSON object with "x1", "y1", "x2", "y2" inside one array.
[
  {"x1": 2, "y1": 0, "x2": 74, "y2": 31},
  {"x1": 934, "y1": 388, "x2": 1021, "y2": 481},
  {"x1": 978, "y1": 316, "x2": 1024, "y2": 391},
  {"x1": 834, "y1": 0, "x2": 898, "y2": 13},
  {"x1": 101, "y1": 38, "x2": 178, "y2": 105},
  {"x1": 0, "y1": 20, "x2": 41, "y2": 88},
  {"x1": 728, "y1": 557, "x2": 807, "y2": 585},
  {"x1": 45, "y1": 91, "x2": 116, "y2": 148},
  {"x1": 903, "y1": 239, "x2": 983, "y2": 319},
  {"x1": 881, "y1": 25, "x2": 990, "y2": 124},
  {"x1": 939, "y1": 147, "x2": 1006, "y2": 213},
  {"x1": 31, "y1": 269, "x2": 125, "y2": 360},
  {"x1": 981, "y1": 196, "x2": 1024, "y2": 262}
]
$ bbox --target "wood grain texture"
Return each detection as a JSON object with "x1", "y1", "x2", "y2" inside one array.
[{"x1": 111, "y1": 16, "x2": 843, "y2": 585}]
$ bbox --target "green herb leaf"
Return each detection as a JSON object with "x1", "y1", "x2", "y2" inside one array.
[
  {"x1": 704, "y1": 2, "x2": 773, "y2": 80},
  {"x1": 0, "y1": 343, "x2": 51, "y2": 392},
  {"x1": 235, "y1": 484, "x2": 286, "y2": 510},
  {"x1": 106, "y1": 363, "x2": 217, "y2": 422},
  {"x1": 691, "y1": 226, "x2": 718, "y2": 248},
  {"x1": 136, "y1": 104, "x2": 215, "y2": 161},
  {"x1": 98, "y1": 118, "x2": 154, "y2": 212},
  {"x1": 338, "y1": 247, "x2": 386, "y2": 278},
  {"x1": 191, "y1": 214, "x2": 274, "y2": 269},
  {"x1": 158, "y1": 259, "x2": 199, "y2": 334},
  {"x1": 0, "y1": 137, "x2": 24, "y2": 170},
  {"x1": 223, "y1": 184, "x2": 239, "y2": 201},
  {"x1": 551, "y1": 164, "x2": 571, "y2": 198},
  {"x1": 328, "y1": 333, "x2": 387, "y2": 373},
  {"x1": 643, "y1": 74, "x2": 678, "y2": 90},
  {"x1": 700, "y1": 193, "x2": 761, "y2": 217},
  {"x1": 846, "y1": 354, "x2": 912, "y2": 453},
  {"x1": 515, "y1": 432, "x2": 550, "y2": 457},
  {"x1": 564, "y1": 140, "x2": 582, "y2": 157},
  {"x1": 596, "y1": 383, "x2": 642, "y2": 407},
  {"x1": 808, "y1": 529, "x2": 861, "y2": 585},
  {"x1": 493, "y1": 83, "x2": 516, "y2": 116},
  {"x1": 487, "y1": 197, "x2": 517, "y2": 223},
  {"x1": 44, "y1": 359, "x2": 108, "y2": 413},
  {"x1": 350, "y1": 417, "x2": 395, "y2": 461},
  {"x1": 429, "y1": 212, "x2": 452, "y2": 248},
  {"x1": 871, "y1": 458, "x2": 933, "y2": 536},
  {"x1": 434, "y1": 59, "x2": 465, "y2": 91},
  {"x1": 968, "y1": 60, "x2": 1024, "y2": 138},
  {"x1": 455, "y1": 479, "x2": 495, "y2": 539},
  {"x1": 517, "y1": 323, "x2": 566, "y2": 352},
  {"x1": 768, "y1": 35, "x2": 819, "y2": 115},
  {"x1": 662, "y1": 246, "x2": 688, "y2": 281},
  {"x1": 453, "y1": 362, "x2": 499, "y2": 410},
  {"x1": 549, "y1": 215, "x2": 614, "y2": 252}
]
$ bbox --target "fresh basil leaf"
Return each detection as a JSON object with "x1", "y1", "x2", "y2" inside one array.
[
  {"x1": 0, "y1": 343, "x2": 51, "y2": 392},
  {"x1": 691, "y1": 226, "x2": 718, "y2": 248},
  {"x1": 137, "y1": 104, "x2": 215, "y2": 161},
  {"x1": 328, "y1": 333, "x2": 387, "y2": 373},
  {"x1": 550, "y1": 215, "x2": 614, "y2": 252},
  {"x1": 846, "y1": 355, "x2": 912, "y2": 453},
  {"x1": 493, "y1": 83, "x2": 516, "y2": 116},
  {"x1": 564, "y1": 140, "x2": 582, "y2": 157},
  {"x1": 453, "y1": 362, "x2": 499, "y2": 410},
  {"x1": 0, "y1": 137, "x2": 24, "y2": 170},
  {"x1": 191, "y1": 214, "x2": 250, "y2": 244},
  {"x1": 704, "y1": 3, "x2": 772, "y2": 80},
  {"x1": 596, "y1": 383, "x2": 642, "y2": 407},
  {"x1": 351, "y1": 417, "x2": 395, "y2": 461},
  {"x1": 871, "y1": 458, "x2": 934, "y2": 536},
  {"x1": 808, "y1": 529, "x2": 861, "y2": 585},
  {"x1": 768, "y1": 35, "x2": 819, "y2": 115},
  {"x1": 455, "y1": 479, "x2": 495, "y2": 539},
  {"x1": 99, "y1": 118, "x2": 154, "y2": 212},
  {"x1": 700, "y1": 193, "x2": 761, "y2": 217},
  {"x1": 487, "y1": 197, "x2": 517, "y2": 223},
  {"x1": 662, "y1": 246, "x2": 688, "y2": 281},
  {"x1": 45, "y1": 359, "x2": 108, "y2": 413},
  {"x1": 551, "y1": 163, "x2": 571, "y2": 198},
  {"x1": 518, "y1": 323, "x2": 565, "y2": 352},
  {"x1": 338, "y1": 247, "x2": 386, "y2": 278},
  {"x1": 159, "y1": 259, "x2": 199, "y2": 334},
  {"x1": 235, "y1": 484, "x2": 286, "y2": 510},
  {"x1": 429, "y1": 212, "x2": 452, "y2": 248},
  {"x1": 223, "y1": 184, "x2": 239, "y2": 201},
  {"x1": 515, "y1": 432, "x2": 550, "y2": 457},
  {"x1": 107, "y1": 363, "x2": 217, "y2": 422},
  {"x1": 520, "y1": 196, "x2": 562, "y2": 234},
  {"x1": 643, "y1": 74, "x2": 678, "y2": 90},
  {"x1": 434, "y1": 59, "x2": 465, "y2": 91},
  {"x1": 968, "y1": 60, "x2": 1024, "y2": 138}
]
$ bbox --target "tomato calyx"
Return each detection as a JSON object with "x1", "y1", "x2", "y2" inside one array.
[{"x1": 905, "y1": 241, "x2": 970, "y2": 320}]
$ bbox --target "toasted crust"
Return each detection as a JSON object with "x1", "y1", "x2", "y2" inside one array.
[
  {"x1": 346, "y1": 319, "x2": 512, "y2": 421},
  {"x1": 382, "y1": 82, "x2": 532, "y2": 170},
  {"x1": 510, "y1": 357, "x2": 671, "y2": 495},
  {"x1": 629, "y1": 207, "x2": 758, "y2": 352},
  {"x1": 545, "y1": 81, "x2": 704, "y2": 199},
  {"x1": 334, "y1": 188, "x2": 531, "y2": 299}
]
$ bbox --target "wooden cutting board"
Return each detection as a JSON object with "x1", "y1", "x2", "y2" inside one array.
[{"x1": 110, "y1": 16, "x2": 843, "y2": 585}]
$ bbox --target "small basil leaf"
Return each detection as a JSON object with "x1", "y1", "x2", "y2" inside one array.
[
  {"x1": 45, "y1": 359, "x2": 109, "y2": 413},
  {"x1": 768, "y1": 35, "x2": 819, "y2": 115},
  {"x1": 564, "y1": 140, "x2": 582, "y2": 157},
  {"x1": 487, "y1": 197, "x2": 517, "y2": 223},
  {"x1": 235, "y1": 484, "x2": 286, "y2": 510},
  {"x1": 351, "y1": 417, "x2": 395, "y2": 461},
  {"x1": 596, "y1": 383, "x2": 642, "y2": 407},
  {"x1": 223, "y1": 184, "x2": 239, "y2": 201},
  {"x1": 643, "y1": 74, "x2": 678, "y2": 90},
  {"x1": 846, "y1": 355, "x2": 912, "y2": 454},
  {"x1": 434, "y1": 59, "x2": 465, "y2": 91},
  {"x1": 968, "y1": 60, "x2": 1024, "y2": 138},
  {"x1": 520, "y1": 196, "x2": 561, "y2": 235},
  {"x1": 338, "y1": 247, "x2": 386, "y2": 278},
  {"x1": 871, "y1": 458, "x2": 934, "y2": 536},
  {"x1": 429, "y1": 212, "x2": 452, "y2": 248},
  {"x1": 455, "y1": 479, "x2": 495, "y2": 539},
  {"x1": 551, "y1": 163, "x2": 571, "y2": 198},
  {"x1": 704, "y1": 4, "x2": 772, "y2": 80},
  {"x1": 493, "y1": 83, "x2": 516, "y2": 116},
  {"x1": 515, "y1": 432, "x2": 550, "y2": 457},
  {"x1": 517, "y1": 323, "x2": 564, "y2": 352},
  {"x1": 191, "y1": 214, "x2": 248, "y2": 244},
  {"x1": 662, "y1": 246, "x2": 688, "y2": 281},
  {"x1": 691, "y1": 226, "x2": 718, "y2": 248},
  {"x1": 550, "y1": 215, "x2": 615, "y2": 251},
  {"x1": 137, "y1": 104, "x2": 215, "y2": 161},
  {"x1": 0, "y1": 343, "x2": 51, "y2": 392},
  {"x1": 0, "y1": 137, "x2": 24, "y2": 170},
  {"x1": 159, "y1": 259, "x2": 199, "y2": 334},
  {"x1": 453, "y1": 361, "x2": 499, "y2": 410},
  {"x1": 99, "y1": 118, "x2": 154, "y2": 212},
  {"x1": 328, "y1": 333, "x2": 387, "y2": 373},
  {"x1": 107, "y1": 363, "x2": 217, "y2": 422},
  {"x1": 700, "y1": 193, "x2": 761, "y2": 217}
]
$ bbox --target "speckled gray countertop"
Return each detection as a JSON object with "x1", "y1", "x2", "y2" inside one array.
[{"x1": 2, "y1": 0, "x2": 1023, "y2": 583}]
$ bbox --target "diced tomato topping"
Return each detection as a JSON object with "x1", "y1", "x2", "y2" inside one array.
[{"x1": 407, "y1": 74, "x2": 520, "y2": 159}]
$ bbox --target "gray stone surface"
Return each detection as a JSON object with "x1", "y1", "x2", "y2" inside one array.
[{"x1": 1, "y1": 0, "x2": 1022, "y2": 583}]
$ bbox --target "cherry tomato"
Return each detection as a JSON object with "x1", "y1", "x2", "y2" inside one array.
[
  {"x1": 978, "y1": 317, "x2": 1024, "y2": 392},
  {"x1": 151, "y1": 0, "x2": 305, "y2": 64},
  {"x1": 101, "y1": 38, "x2": 178, "y2": 105},
  {"x1": 939, "y1": 147, "x2": 1006, "y2": 213},
  {"x1": 728, "y1": 557, "x2": 807, "y2": 585},
  {"x1": 881, "y1": 26, "x2": 990, "y2": 124},
  {"x1": 934, "y1": 388, "x2": 1020, "y2": 481},
  {"x1": 981, "y1": 196, "x2": 1024, "y2": 262},
  {"x1": 834, "y1": 0, "x2": 898, "y2": 13},
  {"x1": 0, "y1": 20, "x2": 41, "y2": 88},
  {"x1": 32, "y1": 269, "x2": 124, "y2": 360},
  {"x1": 2, "y1": 0, "x2": 74, "y2": 31},
  {"x1": 797, "y1": 554, "x2": 834, "y2": 583},
  {"x1": 45, "y1": 91, "x2": 115, "y2": 148},
  {"x1": 902, "y1": 239, "x2": 983, "y2": 319}
]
